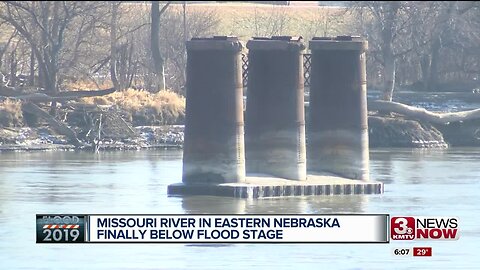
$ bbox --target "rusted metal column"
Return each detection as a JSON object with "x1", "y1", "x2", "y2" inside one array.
[
  {"x1": 308, "y1": 36, "x2": 369, "y2": 180},
  {"x1": 245, "y1": 36, "x2": 306, "y2": 181},
  {"x1": 182, "y1": 36, "x2": 245, "y2": 184}
]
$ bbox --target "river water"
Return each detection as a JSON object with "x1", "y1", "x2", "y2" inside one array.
[{"x1": 0, "y1": 148, "x2": 479, "y2": 269}]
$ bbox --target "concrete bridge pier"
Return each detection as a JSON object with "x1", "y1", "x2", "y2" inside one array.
[
  {"x1": 168, "y1": 36, "x2": 382, "y2": 198},
  {"x1": 308, "y1": 36, "x2": 370, "y2": 180},
  {"x1": 181, "y1": 36, "x2": 245, "y2": 184},
  {"x1": 245, "y1": 36, "x2": 307, "y2": 180}
]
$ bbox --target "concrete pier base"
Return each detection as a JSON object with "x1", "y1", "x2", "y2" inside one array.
[{"x1": 168, "y1": 174, "x2": 383, "y2": 199}]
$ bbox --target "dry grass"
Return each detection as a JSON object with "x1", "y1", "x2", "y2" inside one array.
[
  {"x1": 78, "y1": 86, "x2": 186, "y2": 126},
  {"x1": 0, "y1": 99, "x2": 23, "y2": 127}
]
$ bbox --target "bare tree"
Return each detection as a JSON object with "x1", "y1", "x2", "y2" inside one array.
[
  {"x1": 350, "y1": 1, "x2": 480, "y2": 94},
  {"x1": 151, "y1": 1, "x2": 170, "y2": 92},
  {"x1": 350, "y1": 1, "x2": 414, "y2": 101},
  {"x1": 110, "y1": 1, "x2": 121, "y2": 91},
  {"x1": 0, "y1": 1, "x2": 108, "y2": 114},
  {"x1": 240, "y1": 5, "x2": 291, "y2": 37},
  {"x1": 160, "y1": 6, "x2": 219, "y2": 93},
  {"x1": 412, "y1": 1, "x2": 478, "y2": 90}
]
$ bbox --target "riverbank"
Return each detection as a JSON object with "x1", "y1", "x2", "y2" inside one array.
[
  {"x1": 0, "y1": 125, "x2": 183, "y2": 152},
  {"x1": 2, "y1": 113, "x2": 479, "y2": 152}
]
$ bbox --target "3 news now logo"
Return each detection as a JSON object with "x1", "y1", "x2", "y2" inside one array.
[{"x1": 391, "y1": 216, "x2": 459, "y2": 240}]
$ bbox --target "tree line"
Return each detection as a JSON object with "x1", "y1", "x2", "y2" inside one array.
[
  {"x1": 0, "y1": 1, "x2": 479, "y2": 110},
  {"x1": 0, "y1": 2, "x2": 217, "y2": 102},
  {"x1": 350, "y1": 1, "x2": 480, "y2": 100}
]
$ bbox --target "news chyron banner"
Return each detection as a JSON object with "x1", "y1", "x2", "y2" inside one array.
[{"x1": 36, "y1": 214, "x2": 388, "y2": 243}]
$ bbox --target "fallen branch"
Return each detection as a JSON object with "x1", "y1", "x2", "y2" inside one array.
[
  {"x1": 22, "y1": 102, "x2": 85, "y2": 148},
  {"x1": 369, "y1": 100, "x2": 480, "y2": 124},
  {"x1": 54, "y1": 88, "x2": 116, "y2": 98},
  {"x1": 1, "y1": 83, "x2": 115, "y2": 102}
]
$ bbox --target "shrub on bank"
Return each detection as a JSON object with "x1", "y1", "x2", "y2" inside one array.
[
  {"x1": 81, "y1": 88, "x2": 186, "y2": 126},
  {"x1": 0, "y1": 99, "x2": 23, "y2": 127}
]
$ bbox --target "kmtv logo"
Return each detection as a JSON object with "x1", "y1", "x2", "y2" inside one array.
[
  {"x1": 391, "y1": 217, "x2": 459, "y2": 240},
  {"x1": 391, "y1": 217, "x2": 415, "y2": 240}
]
